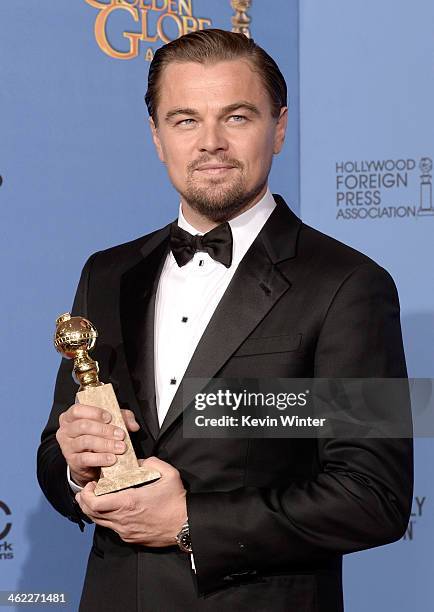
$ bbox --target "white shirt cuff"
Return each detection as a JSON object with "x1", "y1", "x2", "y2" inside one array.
[{"x1": 67, "y1": 464, "x2": 84, "y2": 493}]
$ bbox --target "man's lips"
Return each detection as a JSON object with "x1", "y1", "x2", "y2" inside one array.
[{"x1": 194, "y1": 164, "x2": 237, "y2": 174}]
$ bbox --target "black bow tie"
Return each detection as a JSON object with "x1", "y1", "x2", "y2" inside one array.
[{"x1": 170, "y1": 221, "x2": 233, "y2": 268}]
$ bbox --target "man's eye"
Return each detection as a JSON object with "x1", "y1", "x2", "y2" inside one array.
[
  {"x1": 177, "y1": 118, "x2": 196, "y2": 126},
  {"x1": 228, "y1": 115, "x2": 247, "y2": 123}
]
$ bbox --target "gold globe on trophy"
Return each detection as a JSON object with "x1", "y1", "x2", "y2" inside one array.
[
  {"x1": 231, "y1": 0, "x2": 252, "y2": 38},
  {"x1": 54, "y1": 313, "x2": 160, "y2": 495}
]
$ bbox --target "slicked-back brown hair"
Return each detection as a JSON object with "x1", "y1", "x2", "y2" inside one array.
[{"x1": 145, "y1": 28, "x2": 287, "y2": 125}]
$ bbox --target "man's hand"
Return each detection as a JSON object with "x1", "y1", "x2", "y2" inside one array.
[
  {"x1": 75, "y1": 457, "x2": 187, "y2": 548},
  {"x1": 56, "y1": 405, "x2": 140, "y2": 488}
]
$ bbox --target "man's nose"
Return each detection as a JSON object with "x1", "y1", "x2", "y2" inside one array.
[{"x1": 197, "y1": 121, "x2": 228, "y2": 154}]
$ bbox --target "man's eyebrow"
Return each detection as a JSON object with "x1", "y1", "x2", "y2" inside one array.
[
  {"x1": 164, "y1": 101, "x2": 261, "y2": 123},
  {"x1": 221, "y1": 102, "x2": 261, "y2": 117},
  {"x1": 164, "y1": 108, "x2": 200, "y2": 122}
]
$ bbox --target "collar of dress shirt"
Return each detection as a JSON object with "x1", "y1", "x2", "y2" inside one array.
[{"x1": 176, "y1": 187, "x2": 276, "y2": 266}]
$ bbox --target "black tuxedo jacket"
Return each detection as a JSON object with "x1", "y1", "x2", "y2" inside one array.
[{"x1": 37, "y1": 195, "x2": 413, "y2": 612}]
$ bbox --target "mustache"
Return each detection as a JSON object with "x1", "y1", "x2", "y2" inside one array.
[{"x1": 187, "y1": 156, "x2": 243, "y2": 172}]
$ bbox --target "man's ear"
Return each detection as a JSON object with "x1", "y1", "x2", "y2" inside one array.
[
  {"x1": 149, "y1": 116, "x2": 165, "y2": 163},
  {"x1": 273, "y1": 106, "x2": 288, "y2": 155}
]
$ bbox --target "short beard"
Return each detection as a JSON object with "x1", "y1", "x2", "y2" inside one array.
[{"x1": 180, "y1": 159, "x2": 267, "y2": 223}]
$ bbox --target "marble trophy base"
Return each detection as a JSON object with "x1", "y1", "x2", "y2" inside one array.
[{"x1": 76, "y1": 383, "x2": 160, "y2": 496}]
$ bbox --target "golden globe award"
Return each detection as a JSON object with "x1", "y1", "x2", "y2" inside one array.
[
  {"x1": 54, "y1": 313, "x2": 160, "y2": 496},
  {"x1": 231, "y1": 0, "x2": 252, "y2": 38}
]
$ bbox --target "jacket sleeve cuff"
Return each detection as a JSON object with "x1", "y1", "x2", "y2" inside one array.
[{"x1": 186, "y1": 490, "x2": 255, "y2": 595}]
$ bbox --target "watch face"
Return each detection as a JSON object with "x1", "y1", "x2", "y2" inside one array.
[{"x1": 177, "y1": 524, "x2": 192, "y2": 552}]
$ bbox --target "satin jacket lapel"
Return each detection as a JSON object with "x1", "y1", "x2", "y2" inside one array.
[
  {"x1": 120, "y1": 226, "x2": 170, "y2": 441},
  {"x1": 157, "y1": 195, "x2": 301, "y2": 440}
]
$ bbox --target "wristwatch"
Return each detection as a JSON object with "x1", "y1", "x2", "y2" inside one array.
[{"x1": 175, "y1": 520, "x2": 192, "y2": 553}]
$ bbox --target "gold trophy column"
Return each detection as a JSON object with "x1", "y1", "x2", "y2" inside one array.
[{"x1": 54, "y1": 313, "x2": 160, "y2": 495}]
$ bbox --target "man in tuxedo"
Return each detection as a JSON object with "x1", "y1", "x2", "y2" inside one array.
[{"x1": 37, "y1": 29, "x2": 413, "y2": 611}]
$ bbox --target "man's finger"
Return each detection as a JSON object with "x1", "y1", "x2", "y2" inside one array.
[
  {"x1": 66, "y1": 419, "x2": 125, "y2": 441},
  {"x1": 76, "y1": 486, "x2": 107, "y2": 521},
  {"x1": 71, "y1": 435, "x2": 126, "y2": 455},
  {"x1": 138, "y1": 456, "x2": 173, "y2": 473},
  {"x1": 75, "y1": 481, "x2": 97, "y2": 502},
  {"x1": 76, "y1": 483, "x2": 112, "y2": 518},
  {"x1": 71, "y1": 451, "x2": 118, "y2": 469},
  {"x1": 121, "y1": 409, "x2": 140, "y2": 432},
  {"x1": 79, "y1": 486, "x2": 130, "y2": 513},
  {"x1": 62, "y1": 404, "x2": 112, "y2": 424}
]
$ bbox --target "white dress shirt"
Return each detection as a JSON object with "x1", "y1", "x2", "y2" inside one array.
[{"x1": 154, "y1": 188, "x2": 276, "y2": 427}]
